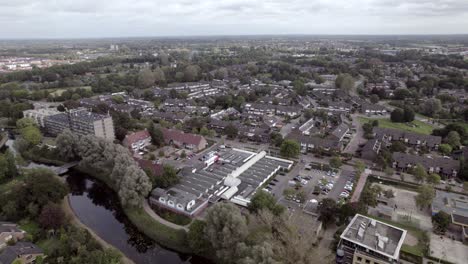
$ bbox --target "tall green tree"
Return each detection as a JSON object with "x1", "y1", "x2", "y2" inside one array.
[
  {"x1": 248, "y1": 190, "x2": 284, "y2": 216},
  {"x1": 335, "y1": 74, "x2": 355, "y2": 94},
  {"x1": 412, "y1": 164, "x2": 428, "y2": 183},
  {"x1": 280, "y1": 140, "x2": 300, "y2": 158},
  {"x1": 318, "y1": 198, "x2": 338, "y2": 228},
  {"x1": 329, "y1": 156, "x2": 342, "y2": 169},
  {"x1": 432, "y1": 211, "x2": 451, "y2": 234},
  {"x1": 149, "y1": 122, "x2": 164, "y2": 147},
  {"x1": 415, "y1": 184, "x2": 435, "y2": 209},
  {"x1": 446, "y1": 131, "x2": 461, "y2": 148},
  {"x1": 204, "y1": 203, "x2": 249, "y2": 264}
]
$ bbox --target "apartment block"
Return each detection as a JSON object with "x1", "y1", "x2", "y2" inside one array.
[
  {"x1": 337, "y1": 214, "x2": 407, "y2": 264},
  {"x1": 45, "y1": 109, "x2": 115, "y2": 140}
]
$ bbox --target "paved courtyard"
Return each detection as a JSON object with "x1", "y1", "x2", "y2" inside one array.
[
  {"x1": 374, "y1": 183, "x2": 433, "y2": 231},
  {"x1": 429, "y1": 233, "x2": 468, "y2": 264}
]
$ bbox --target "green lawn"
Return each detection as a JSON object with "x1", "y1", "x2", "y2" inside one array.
[
  {"x1": 19, "y1": 219, "x2": 40, "y2": 234},
  {"x1": 358, "y1": 117, "x2": 435, "y2": 135},
  {"x1": 48, "y1": 86, "x2": 91, "y2": 97},
  {"x1": 124, "y1": 207, "x2": 190, "y2": 253}
]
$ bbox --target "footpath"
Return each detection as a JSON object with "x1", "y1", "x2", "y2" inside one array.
[{"x1": 142, "y1": 200, "x2": 190, "y2": 232}]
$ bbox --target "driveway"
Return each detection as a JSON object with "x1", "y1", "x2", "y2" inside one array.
[
  {"x1": 280, "y1": 116, "x2": 301, "y2": 137},
  {"x1": 343, "y1": 114, "x2": 365, "y2": 154}
]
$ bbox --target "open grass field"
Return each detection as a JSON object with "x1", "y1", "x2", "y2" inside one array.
[
  {"x1": 358, "y1": 117, "x2": 435, "y2": 135},
  {"x1": 48, "y1": 85, "x2": 92, "y2": 97}
]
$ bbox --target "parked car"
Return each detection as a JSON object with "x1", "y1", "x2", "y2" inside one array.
[{"x1": 340, "y1": 192, "x2": 350, "y2": 198}]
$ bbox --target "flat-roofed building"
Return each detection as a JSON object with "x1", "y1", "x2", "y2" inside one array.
[
  {"x1": 149, "y1": 148, "x2": 293, "y2": 217},
  {"x1": 44, "y1": 108, "x2": 115, "y2": 140},
  {"x1": 23, "y1": 108, "x2": 61, "y2": 127},
  {"x1": 337, "y1": 214, "x2": 407, "y2": 264},
  {"x1": 432, "y1": 190, "x2": 468, "y2": 241}
]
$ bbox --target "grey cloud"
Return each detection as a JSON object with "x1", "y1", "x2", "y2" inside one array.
[{"x1": 0, "y1": 0, "x2": 467, "y2": 38}]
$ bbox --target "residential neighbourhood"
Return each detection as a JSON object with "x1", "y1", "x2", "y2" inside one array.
[{"x1": 1, "y1": 32, "x2": 468, "y2": 264}]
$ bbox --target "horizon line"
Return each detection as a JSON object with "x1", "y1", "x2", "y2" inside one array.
[{"x1": 1, "y1": 33, "x2": 468, "y2": 41}]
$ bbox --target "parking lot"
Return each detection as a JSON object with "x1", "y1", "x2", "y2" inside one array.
[{"x1": 267, "y1": 161, "x2": 358, "y2": 215}]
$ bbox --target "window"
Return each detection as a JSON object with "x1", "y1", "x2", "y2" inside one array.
[
  {"x1": 357, "y1": 257, "x2": 362, "y2": 262},
  {"x1": 365, "y1": 260, "x2": 370, "y2": 264}
]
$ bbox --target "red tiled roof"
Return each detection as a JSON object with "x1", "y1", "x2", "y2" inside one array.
[
  {"x1": 134, "y1": 158, "x2": 163, "y2": 177},
  {"x1": 161, "y1": 128, "x2": 204, "y2": 146},
  {"x1": 123, "y1": 130, "x2": 150, "y2": 146}
]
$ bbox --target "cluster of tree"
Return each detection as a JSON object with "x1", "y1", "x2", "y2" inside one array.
[
  {"x1": 270, "y1": 132, "x2": 284, "y2": 147},
  {"x1": 0, "y1": 167, "x2": 121, "y2": 264},
  {"x1": 248, "y1": 190, "x2": 285, "y2": 216},
  {"x1": 415, "y1": 184, "x2": 435, "y2": 210},
  {"x1": 0, "y1": 150, "x2": 17, "y2": 182},
  {"x1": 432, "y1": 211, "x2": 451, "y2": 234},
  {"x1": 410, "y1": 164, "x2": 441, "y2": 185},
  {"x1": 41, "y1": 224, "x2": 122, "y2": 264},
  {"x1": 16, "y1": 118, "x2": 42, "y2": 146},
  {"x1": 0, "y1": 168, "x2": 68, "y2": 222},
  {"x1": 418, "y1": 98, "x2": 442, "y2": 117},
  {"x1": 329, "y1": 156, "x2": 342, "y2": 169},
  {"x1": 267, "y1": 62, "x2": 303, "y2": 82},
  {"x1": 188, "y1": 201, "x2": 318, "y2": 264},
  {"x1": 150, "y1": 165, "x2": 180, "y2": 189},
  {"x1": 318, "y1": 198, "x2": 364, "y2": 228},
  {"x1": 433, "y1": 123, "x2": 466, "y2": 146},
  {"x1": 362, "y1": 119, "x2": 379, "y2": 139},
  {"x1": 359, "y1": 184, "x2": 383, "y2": 210},
  {"x1": 390, "y1": 107, "x2": 415, "y2": 123},
  {"x1": 376, "y1": 147, "x2": 393, "y2": 169},
  {"x1": 210, "y1": 94, "x2": 246, "y2": 110},
  {"x1": 56, "y1": 130, "x2": 152, "y2": 208},
  {"x1": 0, "y1": 100, "x2": 32, "y2": 124},
  {"x1": 280, "y1": 139, "x2": 300, "y2": 158},
  {"x1": 392, "y1": 88, "x2": 414, "y2": 100},
  {"x1": 148, "y1": 122, "x2": 164, "y2": 147},
  {"x1": 335, "y1": 74, "x2": 355, "y2": 94}
]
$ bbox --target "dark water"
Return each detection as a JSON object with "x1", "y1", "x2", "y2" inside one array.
[{"x1": 66, "y1": 170, "x2": 209, "y2": 264}]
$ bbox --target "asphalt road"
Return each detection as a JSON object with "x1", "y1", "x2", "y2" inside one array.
[
  {"x1": 343, "y1": 114, "x2": 365, "y2": 154},
  {"x1": 328, "y1": 170, "x2": 355, "y2": 200},
  {"x1": 280, "y1": 116, "x2": 302, "y2": 137}
]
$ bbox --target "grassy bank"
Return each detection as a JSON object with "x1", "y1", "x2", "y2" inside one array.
[
  {"x1": 20, "y1": 149, "x2": 193, "y2": 255},
  {"x1": 124, "y1": 207, "x2": 190, "y2": 253},
  {"x1": 358, "y1": 117, "x2": 435, "y2": 135}
]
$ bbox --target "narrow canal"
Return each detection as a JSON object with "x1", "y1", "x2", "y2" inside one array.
[{"x1": 66, "y1": 170, "x2": 208, "y2": 264}]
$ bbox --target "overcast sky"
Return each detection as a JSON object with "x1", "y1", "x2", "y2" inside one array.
[{"x1": 1, "y1": 0, "x2": 468, "y2": 38}]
